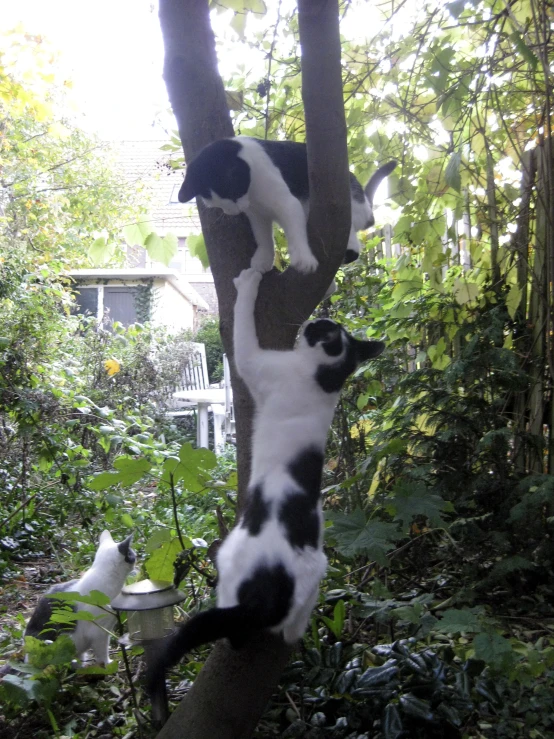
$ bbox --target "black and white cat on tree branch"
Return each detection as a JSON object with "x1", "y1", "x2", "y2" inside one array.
[{"x1": 154, "y1": 1, "x2": 386, "y2": 737}]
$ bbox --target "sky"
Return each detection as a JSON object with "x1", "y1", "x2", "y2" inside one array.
[
  {"x1": 1, "y1": 0, "x2": 170, "y2": 140},
  {"x1": 0, "y1": 1, "x2": 398, "y2": 145}
]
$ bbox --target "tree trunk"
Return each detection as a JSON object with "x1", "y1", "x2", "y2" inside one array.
[
  {"x1": 156, "y1": 1, "x2": 350, "y2": 736},
  {"x1": 512, "y1": 148, "x2": 536, "y2": 473},
  {"x1": 527, "y1": 143, "x2": 548, "y2": 473}
]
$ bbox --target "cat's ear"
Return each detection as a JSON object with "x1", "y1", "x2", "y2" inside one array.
[
  {"x1": 118, "y1": 534, "x2": 133, "y2": 556},
  {"x1": 178, "y1": 176, "x2": 197, "y2": 203},
  {"x1": 354, "y1": 339, "x2": 385, "y2": 363},
  {"x1": 99, "y1": 530, "x2": 114, "y2": 544}
]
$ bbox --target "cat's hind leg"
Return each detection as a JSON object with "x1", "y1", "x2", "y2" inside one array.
[{"x1": 89, "y1": 626, "x2": 111, "y2": 667}]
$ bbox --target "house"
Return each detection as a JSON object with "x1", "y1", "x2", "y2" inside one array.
[
  {"x1": 69, "y1": 267, "x2": 209, "y2": 332},
  {"x1": 113, "y1": 140, "x2": 219, "y2": 315}
]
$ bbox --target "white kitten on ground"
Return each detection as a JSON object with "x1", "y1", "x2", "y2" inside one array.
[{"x1": 24, "y1": 530, "x2": 136, "y2": 666}]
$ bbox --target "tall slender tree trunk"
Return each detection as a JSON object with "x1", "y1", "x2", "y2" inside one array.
[{"x1": 156, "y1": 1, "x2": 350, "y2": 736}]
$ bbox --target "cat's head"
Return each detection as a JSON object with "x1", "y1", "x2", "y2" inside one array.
[
  {"x1": 298, "y1": 318, "x2": 385, "y2": 393},
  {"x1": 178, "y1": 139, "x2": 251, "y2": 214},
  {"x1": 93, "y1": 530, "x2": 136, "y2": 575}
]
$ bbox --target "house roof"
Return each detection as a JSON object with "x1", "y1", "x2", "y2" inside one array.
[
  {"x1": 68, "y1": 268, "x2": 209, "y2": 310},
  {"x1": 109, "y1": 140, "x2": 201, "y2": 235}
]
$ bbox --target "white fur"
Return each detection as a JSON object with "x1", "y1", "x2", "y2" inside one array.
[{"x1": 214, "y1": 267, "x2": 362, "y2": 643}]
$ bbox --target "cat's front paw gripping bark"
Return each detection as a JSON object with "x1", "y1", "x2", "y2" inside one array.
[{"x1": 234, "y1": 267, "x2": 263, "y2": 293}]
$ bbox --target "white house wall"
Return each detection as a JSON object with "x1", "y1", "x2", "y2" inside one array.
[{"x1": 151, "y1": 278, "x2": 194, "y2": 332}]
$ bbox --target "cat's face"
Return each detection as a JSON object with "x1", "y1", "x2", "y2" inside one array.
[
  {"x1": 94, "y1": 530, "x2": 136, "y2": 573},
  {"x1": 297, "y1": 318, "x2": 385, "y2": 383}
]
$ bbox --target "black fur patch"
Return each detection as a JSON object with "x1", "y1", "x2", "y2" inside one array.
[
  {"x1": 118, "y1": 535, "x2": 136, "y2": 565},
  {"x1": 279, "y1": 493, "x2": 320, "y2": 549},
  {"x1": 179, "y1": 138, "x2": 250, "y2": 202},
  {"x1": 316, "y1": 336, "x2": 385, "y2": 393},
  {"x1": 25, "y1": 581, "x2": 79, "y2": 640},
  {"x1": 343, "y1": 248, "x2": 359, "y2": 264},
  {"x1": 288, "y1": 448, "x2": 324, "y2": 503},
  {"x1": 241, "y1": 485, "x2": 270, "y2": 536},
  {"x1": 303, "y1": 319, "x2": 343, "y2": 355},
  {"x1": 257, "y1": 139, "x2": 310, "y2": 201},
  {"x1": 237, "y1": 563, "x2": 294, "y2": 625},
  {"x1": 316, "y1": 340, "x2": 358, "y2": 394}
]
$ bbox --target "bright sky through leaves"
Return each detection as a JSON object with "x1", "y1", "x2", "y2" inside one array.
[{"x1": 0, "y1": 0, "x2": 405, "y2": 147}]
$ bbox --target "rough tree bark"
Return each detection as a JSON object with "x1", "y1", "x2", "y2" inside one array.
[{"x1": 156, "y1": 1, "x2": 350, "y2": 736}]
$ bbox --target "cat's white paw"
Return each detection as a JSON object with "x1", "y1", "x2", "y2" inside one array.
[
  {"x1": 290, "y1": 251, "x2": 319, "y2": 274},
  {"x1": 250, "y1": 253, "x2": 274, "y2": 273},
  {"x1": 234, "y1": 267, "x2": 263, "y2": 292}
]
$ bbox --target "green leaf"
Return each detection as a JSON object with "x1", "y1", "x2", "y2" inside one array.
[
  {"x1": 219, "y1": 0, "x2": 266, "y2": 11},
  {"x1": 49, "y1": 610, "x2": 97, "y2": 623},
  {"x1": 48, "y1": 589, "x2": 111, "y2": 607},
  {"x1": 187, "y1": 233, "x2": 210, "y2": 269},
  {"x1": 0, "y1": 671, "x2": 60, "y2": 706},
  {"x1": 230, "y1": 11, "x2": 247, "y2": 38},
  {"x1": 445, "y1": 151, "x2": 462, "y2": 192},
  {"x1": 89, "y1": 472, "x2": 121, "y2": 491},
  {"x1": 326, "y1": 508, "x2": 400, "y2": 565},
  {"x1": 177, "y1": 442, "x2": 217, "y2": 492},
  {"x1": 506, "y1": 283, "x2": 522, "y2": 319},
  {"x1": 385, "y1": 481, "x2": 448, "y2": 529},
  {"x1": 113, "y1": 455, "x2": 151, "y2": 486},
  {"x1": 123, "y1": 219, "x2": 153, "y2": 247},
  {"x1": 88, "y1": 237, "x2": 114, "y2": 267},
  {"x1": 509, "y1": 31, "x2": 538, "y2": 70},
  {"x1": 435, "y1": 608, "x2": 484, "y2": 634},
  {"x1": 333, "y1": 599, "x2": 346, "y2": 635},
  {"x1": 427, "y1": 337, "x2": 451, "y2": 370},
  {"x1": 473, "y1": 632, "x2": 515, "y2": 670},
  {"x1": 24, "y1": 634, "x2": 76, "y2": 668},
  {"x1": 145, "y1": 528, "x2": 172, "y2": 553},
  {"x1": 322, "y1": 599, "x2": 346, "y2": 639},
  {"x1": 144, "y1": 231, "x2": 178, "y2": 266},
  {"x1": 145, "y1": 537, "x2": 183, "y2": 581},
  {"x1": 121, "y1": 513, "x2": 134, "y2": 527},
  {"x1": 244, "y1": 0, "x2": 266, "y2": 11},
  {"x1": 453, "y1": 278, "x2": 480, "y2": 305}
]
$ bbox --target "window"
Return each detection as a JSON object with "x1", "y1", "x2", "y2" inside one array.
[
  {"x1": 104, "y1": 287, "x2": 138, "y2": 326},
  {"x1": 72, "y1": 285, "x2": 139, "y2": 327},
  {"x1": 73, "y1": 287, "x2": 98, "y2": 317}
]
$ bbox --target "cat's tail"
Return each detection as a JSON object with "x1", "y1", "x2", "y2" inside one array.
[
  {"x1": 364, "y1": 160, "x2": 398, "y2": 205},
  {"x1": 144, "y1": 604, "x2": 268, "y2": 697}
]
